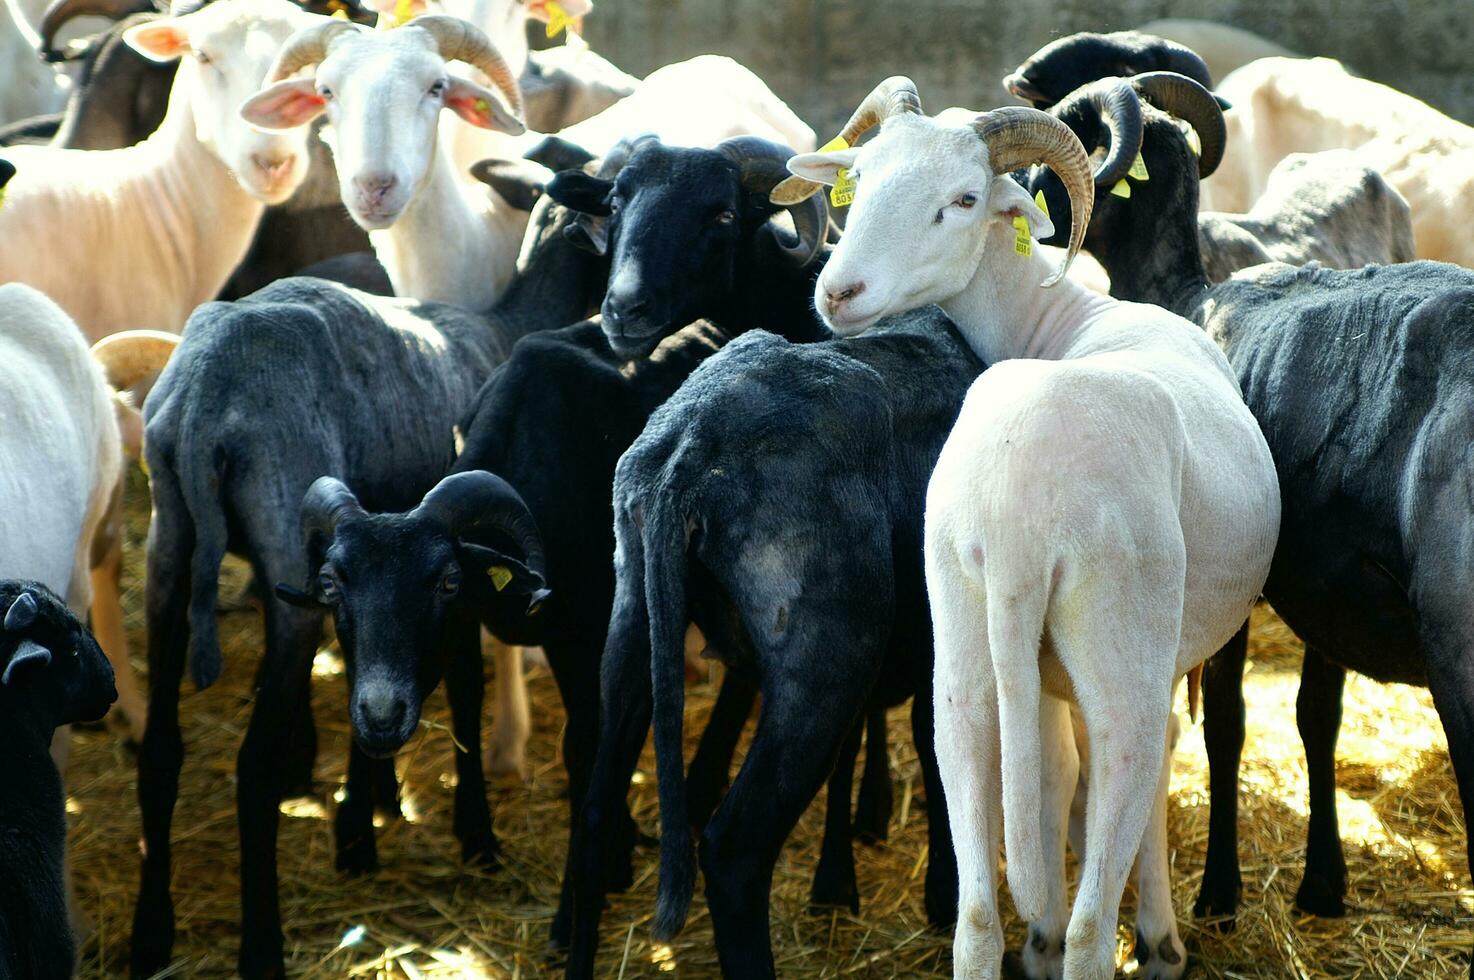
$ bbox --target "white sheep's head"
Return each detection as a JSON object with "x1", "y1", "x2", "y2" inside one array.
[
  {"x1": 775, "y1": 77, "x2": 1095, "y2": 336},
  {"x1": 124, "y1": 0, "x2": 322, "y2": 205},
  {"x1": 239, "y1": 15, "x2": 525, "y2": 230}
]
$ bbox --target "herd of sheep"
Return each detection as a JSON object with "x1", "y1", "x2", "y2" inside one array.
[{"x1": 0, "y1": 2, "x2": 1471, "y2": 978}]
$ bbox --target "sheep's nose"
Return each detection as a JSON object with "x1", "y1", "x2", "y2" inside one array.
[
  {"x1": 354, "y1": 172, "x2": 398, "y2": 206},
  {"x1": 355, "y1": 682, "x2": 407, "y2": 730},
  {"x1": 824, "y1": 280, "x2": 866, "y2": 315},
  {"x1": 252, "y1": 153, "x2": 297, "y2": 188},
  {"x1": 604, "y1": 291, "x2": 648, "y2": 323}
]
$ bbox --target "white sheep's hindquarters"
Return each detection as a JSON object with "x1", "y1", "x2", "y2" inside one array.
[
  {"x1": 0, "y1": 283, "x2": 126, "y2": 964},
  {"x1": 781, "y1": 78, "x2": 1279, "y2": 979},
  {"x1": 0, "y1": 0, "x2": 324, "y2": 343}
]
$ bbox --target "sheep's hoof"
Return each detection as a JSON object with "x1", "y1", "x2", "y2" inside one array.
[
  {"x1": 460, "y1": 830, "x2": 501, "y2": 869},
  {"x1": 1134, "y1": 927, "x2": 1187, "y2": 980},
  {"x1": 335, "y1": 832, "x2": 379, "y2": 875},
  {"x1": 924, "y1": 867, "x2": 959, "y2": 928},
  {"x1": 1192, "y1": 870, "x2": 1241, "y2": 927},
  {"x1": 1295, "y1": 875, "x2": 1347, "y2": 918}
]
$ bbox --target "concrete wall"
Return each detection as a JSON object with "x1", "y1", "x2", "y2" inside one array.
[{"x1": 580, "y1": 0, "x2": 1474, "y2": 140}]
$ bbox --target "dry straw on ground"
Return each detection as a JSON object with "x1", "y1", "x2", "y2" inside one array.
[{"x1": 65, "y1": 471, "x2": 1471, "y2": 977}]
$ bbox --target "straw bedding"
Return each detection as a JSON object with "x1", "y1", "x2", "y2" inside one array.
[{"x1": 63, "y1": 469, "x2": 1470, "y2": 977}]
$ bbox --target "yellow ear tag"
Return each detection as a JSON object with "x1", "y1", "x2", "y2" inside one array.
[
  {"x1": 488, "y1": 565, "x2": 513, "y2": 591},
  {"x1": 330, "y1": 7, "x2": 348, "y2": 18},
  {"x1": 1110, "y1": 179, "x2": 1131, "y2": 199},
  {"x1": 1012, "y1": 213, "x2": 1032, "y2": 257},
  {"x1": 817, "y1": 135, "x2": 854, "y2": 208},
  {"x1": 1186, "y1": 127, "x2": 1202, "y2": 158},
  {"x1": 474, "y1": 97, "x2": 491, "y2": 117},
  {"x1": 0, "y1": 186, "x2": 6, "y2": 213},
  {"x1": 544, "y1": 0, "x2": 572, "y2": 38},
  {"x1": 1033, "y1": 188, "x2": 1049, "y2": 219},
  {"x1": 1128, "y1": 152, "x2": 1149, "y2": 181},
  {"x1": 388, "y1": 0, "x2": 413, "y2": 26}
]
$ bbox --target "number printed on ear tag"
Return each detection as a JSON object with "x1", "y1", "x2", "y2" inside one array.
[
  {"x1": 817, "y1": 135, "x2": 854, "y2": 208},
  {"x1": 1012, "y1": 214, "x2": 1032, "y2": 257},
  {"x1": 489, "y1": 566, "x2": 513, "y2": 591},
  {"x1": 1128, "y1": 152, "x2": 1149, "y2": 181}
]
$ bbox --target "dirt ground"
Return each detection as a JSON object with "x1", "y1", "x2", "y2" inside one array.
[{"x1": 64, "y1": 470, "x2": 1471, "y2": 977}]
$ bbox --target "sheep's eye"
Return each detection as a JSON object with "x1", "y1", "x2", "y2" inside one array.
[
  {"x1": 956, "y1": 193, "x2": 978, "y2": 210},
  {"x1": 195, "y1": 51, "x2": 212, "y2": 67},
  {"x1": 441, "y1": 570, "x2": 461, "y2": 595},
  {"x1": 428, "y1": 79, "x2": 446, "y2": 98},
  {"x1": 318, "y1": 572, "x2": 339, "y2": 600},
  {"x1": 715, "y1": 209, "x2": 736, "y2": 226},
  {"x1": 317, "y1": 85, "x2": 334, "y2": 100}
]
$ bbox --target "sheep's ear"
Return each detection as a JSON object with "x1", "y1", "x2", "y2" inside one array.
[
  {"x1": 0, "y1": 158, "x2": 15, "y2": 190},
  {"x1": 522, "y1": 135, "x2": 595, "y2": 174},
  {"x1": 783, "y1": 147, "x2": 858, "y2": 189},
  {"x1": 469, "y1": 158, "x2": 552, "y2": 212},
  {"x1": 988, "y1": 174, "x2": 1054, "y2": 241},
  {"x1": 241, "y1": 79, "x2": 328, "y2": 131},
  {"x1": 546, "y1": 170, "x2": 614, "y2": 254},
  {"x1": 458, "y1": 543, "x2": 550, "y2": 614},
  {"x1": 273, "y1": 582, "x2": 324, "y2": 609},
  {"x1": 2, "y1": 640, "x2": 52, "y2": 686},
  {"x1": 525, "y1": 0, "x2": 591, "y2": 22},
  {"x1": 445, "y1": 78, "x2": 525, "y2": 135},
  {"x1": 123, "y1": 19, "x2": 190, "y2": 62}
]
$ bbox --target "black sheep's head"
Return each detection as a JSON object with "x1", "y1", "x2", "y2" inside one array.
[
  {"x1": 1004, "y1": 31, "x2": 1215, "y2": 110},
  {"x1": 276, "y1": 472, "x2": 548, "y2": 758},
  {"x1": 0, "y1": 581, "x2": 117, "y2": 729},
  {"x1": 546, "y1": 135, "x2": 828, "y2": 358}
]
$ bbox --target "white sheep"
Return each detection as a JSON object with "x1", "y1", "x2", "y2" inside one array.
[
  {"x1": 241, "y1": 14, "x2": 814, "y2": 310},
  {"x1": 0, "y1": 0, "x2": 327, "y2": 343},
  {"x1": 1204, "y1": 56, "x2": 1474, "y2": 266},
  {"x1": 779, "y1": 78, "x2": 1280, "y2": 979},
  {"x1": 0, "y1": 281, "x2": 126, "y2": 950}
]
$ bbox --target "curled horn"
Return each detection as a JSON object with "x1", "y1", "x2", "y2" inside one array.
[
  {"x1": 265, "y1": 18, "x2": 361, "y2": 82},
  {"x1": 1153, "y1": 36, "x2": 1215, "y2": 90},
  {"x1": 972, "y1": 107, "x2": 1094, "y2": 287},
  {"x1": 90, "y1": 330, "x2": 180, "y2": 392},
  {"x1": 1053, "y1": 78, "x2": 1145, "y2": 188},
  {"x1": 1129, "y1": 71, "x2": 1226, "y2": 179},
  {"x1": 717, "y1": 136, "x2": 827, "y2": 269},
  {"x1": 38, "y1": 0, "x2": 148, "y2": 58},
  {"x1": 416, "y1": 471, "x2": 546, "y2": 579},
  {"x1": 407, "y1": 14, "x2": 523, "y2": 121},
  {"x1": 771, "y1": 75, "x2": 922, "y2": 205},
  {"x1": 299, "y1": 477, "x2": 366, "y2": 553}
]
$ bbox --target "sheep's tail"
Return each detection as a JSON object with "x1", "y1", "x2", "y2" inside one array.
[
  {"x1": 983, "y1": 559, "x2": 1054, "y2": 922},
  {"x1": 179, "y1": 437, "x2": 229, "y2": 690},
  {"x1": 645, "y1": 494, "x2": 694, "y2": 941}
]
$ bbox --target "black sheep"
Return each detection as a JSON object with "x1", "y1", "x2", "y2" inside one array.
[{"x1": 0, "y1": 582, "x2": 116, "y2": 980}]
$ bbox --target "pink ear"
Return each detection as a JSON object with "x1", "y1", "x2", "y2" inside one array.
[
  {"x1": 240, "y1": 79, "x2": 328, "y2": 131},
  {"x1": 445, "y1": 80, "x2": 525, "y2": 134},
  {"x1": 525, "y1": 0, "x2": 591, "y2": 22},
  {"x1": 123, "y1": 19, "x2": 190, "y2": 62}
]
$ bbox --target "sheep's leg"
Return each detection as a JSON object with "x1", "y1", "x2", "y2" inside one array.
[
  {"x1": 236, "y1": 600, "x2": 321, "y2": 980},
  {"x1": 1022, "y1": 694, "x2": 1079, "y2": 980},
  {"x1": 130, "y1": 491, "x2": 193, "y2": 979},
  {"x1": 335, "y1": 741, "x2": 381, "y2": 874},
  {"x1": 1420, "y1": 619, "x2": 1474, "y2": 980},
  {"x1": 1195, "y1": 623, "x2": 1248, "y2": 921},
  {"x1": 810, "y1": 713, "x2": 864, "y2": 913},
  {"x1": 1132, "y1": 715, "x2": 1186, "y2": 980},
  {"x1": 929, "y1": 546, "x2": 1004, "y2": 980},
  {"x1": 1060, "y1": 652, "x2": 1175, "y2": 980},
  {"x1": 90, "y1": 532, "x2": 146, "y2": 746},
  {"x1": 703, "y1": 678, "x2": 868, "y2": 980},
  {"x1": 447, "y1": 617, "x2": 498, "y2": 865},
  {"x1": 687, "y1": 668, "x2": 757, "y2": 831},
  {"x1": 1293, "y1": 645, "x2": 1348, "y2": 917},
  {"x1": 281, "y1": 683, "x2": 319, "y2": 800},
  {"x1": 563, "y1": 579, "x2": 653, "y2": 976},
  {"x1": 485, "y1": 633, "x2": 530, "y2": 781},
  {"x1": 854, "y1": 707, "x2": 893, "y2": 844},
  {"x1": 910, "y1": 681, "x2": 958, "y2": 927}
]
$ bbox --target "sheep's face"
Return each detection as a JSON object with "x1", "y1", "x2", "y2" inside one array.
[
  {"x1": 241, "y1": 26, "x2": 522, "y2": 230},
  {"x1": 547, "y1": 142, "x2": 763, "y2": 357},
  {"x1": 125, "y1": 0, "x2": 317, "y2": 205},
  {"x1": 0, "y1": 583, "x2": 116, "y2": 729},
  {"x1": 280, "y1": 514, "x2": 544, "y2": 758},
  {"x1": 789, "y1": 113, "x2": 1052, "y2": 336}
]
